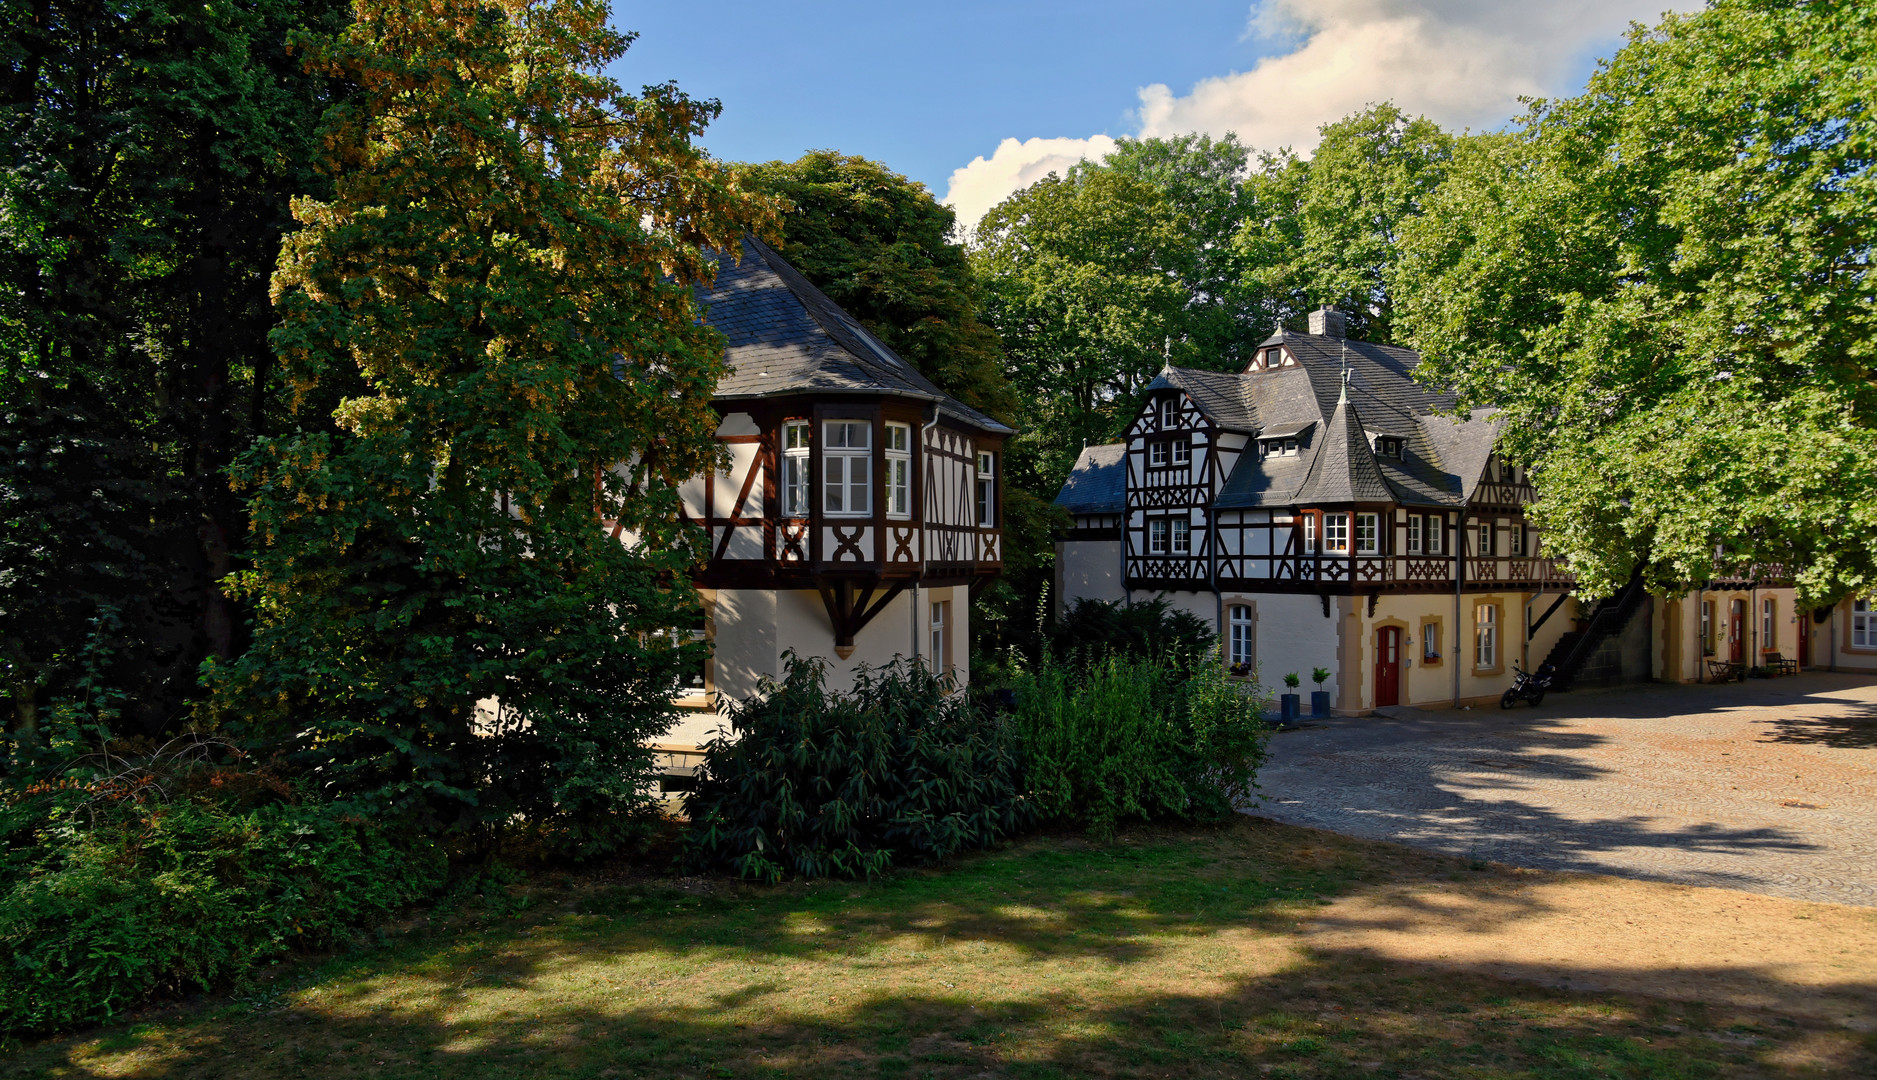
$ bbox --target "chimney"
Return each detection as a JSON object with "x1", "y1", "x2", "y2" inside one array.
[{"x1": 1308, "y1": 305, "x2": 1347, "y2": 339}]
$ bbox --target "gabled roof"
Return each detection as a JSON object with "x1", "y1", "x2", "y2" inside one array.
[
  {"x1": 1144, "y1": 366, "x2": 1258, "y2": 431},
  {"x1": 1054, "y1": 443, "x2": 1127, "y2": 514},
  {"x1": 698, "y1": 235, "x2": 1012, "y2": 435}
]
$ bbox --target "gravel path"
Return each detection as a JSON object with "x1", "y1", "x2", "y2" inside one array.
[{"x1": 1250, "y1": 673, "x2": 1877, "y2": 906}]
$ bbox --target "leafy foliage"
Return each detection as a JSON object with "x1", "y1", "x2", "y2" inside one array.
[
  {"x1": 1006, "y1": 652, "x2": 1268, "y2": 837},
  {"x1": 685, "y1": 655, "x2": 1030, "y2": 881},
  {"x1": 0, "y1": 749, "x2": 443, "y2": 1035},
  {"x1": 0, "y1": 0, "x2": 351, "y2": 737},
  {"x1": 1395, "y1": 0, "x2": 1877, "y2": 603},
  {"x1": 1047, "y1": 596, "x2": 1217, "y2": 669},
  {"x1": 211, "y1": 0, "x2": 772, "y2": 850}
]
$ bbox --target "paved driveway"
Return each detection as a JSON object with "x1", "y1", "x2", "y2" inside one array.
[{"x1": 1251, "y1": 673, "x2": 1877, "y2": 906}]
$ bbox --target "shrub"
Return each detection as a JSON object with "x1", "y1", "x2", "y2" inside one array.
[
  {"x1": 0, "y1": 762, "x2": 443, "y2": 1034},
  {"x1": 685, "y1": 654, "x2": 1030, "y2": 881},
  {"x1": 1008, "y1": 652, "x2": 1269, "y2": 836},
  {"x1": 1048, "y1": 597, "x2": 1216, "y2": 669}
]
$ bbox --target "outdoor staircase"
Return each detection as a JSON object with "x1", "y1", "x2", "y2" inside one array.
[{"x1": 1538, "y1": 571, "x2": 1649, "y2": 692}]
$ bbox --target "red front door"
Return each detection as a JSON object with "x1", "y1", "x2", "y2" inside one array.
[
  {"x1": 1799, "y1": 614, "x2": 1812, "y2": 667},
  {"x1": 1375, "y1": 626, "x2": 1401, "y2": 707},
  {"x1": 1730, "y1": 601, "x2": 1746, "y2": 664}
]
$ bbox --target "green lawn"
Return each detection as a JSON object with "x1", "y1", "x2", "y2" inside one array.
[{"x1": 9, "y1": 818, "x2": 1865, "y2": 1078}]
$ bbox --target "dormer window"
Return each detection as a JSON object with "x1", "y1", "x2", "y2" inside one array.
[
  {"x1": 1375, "y1": 436, "x2": 1404, "y2": 459},
  {"x1": 1261, "y1": 437, "x2": 1299, "y2": 458}
]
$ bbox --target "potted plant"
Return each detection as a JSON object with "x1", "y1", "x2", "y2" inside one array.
[
  {"x1": 1280, "y1": 672, "x2": 1302, "y2": 725},
  {"x1": 1310, "y1": 667, "x2": 1332, "y2": 717}
]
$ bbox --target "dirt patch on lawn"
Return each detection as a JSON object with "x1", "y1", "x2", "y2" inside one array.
[{"x1": 1297, "y1": 855, "x2": 1877, "y2": 1029}]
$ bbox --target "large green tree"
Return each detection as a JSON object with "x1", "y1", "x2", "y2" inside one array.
[
  {"x1": 216, "y1": 0, "x2": 770, "y2": 849},
  {"x1": 1235, "y1": 103, "x2": 1453, "y2": 344},
  {"x1": 1395, "y1": 0, "x2": 1876, "y2": 603},
  {"x1": 742, "y1": 151, "x2": 1014, "y2": 423},
  {"x1": 0, "y1": 0, "x2": 349, "y2": 742}
]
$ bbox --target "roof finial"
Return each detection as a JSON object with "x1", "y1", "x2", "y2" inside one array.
[{"x1": 1338, "y1": 339, "x2": 1351, "y2": 404}]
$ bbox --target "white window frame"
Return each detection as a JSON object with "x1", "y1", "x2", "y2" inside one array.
[
  {"x1": 1702, "y1": 600, "x2": 1715, "y2": 654},
  {"x1": 1425, "y1": 515, "x2": 1442, "y2": 555},
  {"x1": 883, "y1": 422, "x2": 911, "y2": 519},
  {"x1": 822, "y1": 420, "x2": 871, "y2": 517},
  {"x1": 1171, "y1": 518, "x2": 1191, "y2": 554},
  {"x1": 1160, "y1": 397, "x2": 1177, "y2": 427},
  {"x1": 1510, "y1": 523, "x2": 1525, "y2": 556},
  {"x1": 1323, "y1": 512, "x2": 1350, "y2": 554},
  {"x1": 1406, "y1": 515, "x2": 1422, "y2": 554},
  {"x1": 1475, "y1": 603, "x2": 1497, "y2": 669},
  {"x1": 1855, "y1": 600, "x2": 1875, "y2": 649},
  {"x1": 1149, "y1": 518, "x2": 1169, "y2": 555},
  {"x1": 1477, "y1": 519, "x2": 1494, "y2": 556},
  {"x1": 1762, "y1": 598, "x2": 1775, "y2": 651},
  {"x1": 1229, "y1": 606, "x2": 1254, "y2": 668},
  {"x1": 781, "y1": 420, "x2": 811, "y2": 517},
  {"x1": 929, "y1": 600, "x2": 949, "y2": 673},
  {"x1": 1171, "y1": 438, "x2": 1191, "y2": 466},
  {"x1": 1149, "y1": 441, "x2": 1168, "y2": 467},
  {"x1": 1355, "y1": 512, "x2": 1380, "y2": 555},
  {"x1": 1303, "y1": 514, "x2": 1317, "y2": 555},
  {"x1": 975, "y1": 451, "x2": 995, "y2": 527}
]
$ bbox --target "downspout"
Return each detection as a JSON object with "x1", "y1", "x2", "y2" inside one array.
[
  {"x1": 913, "y1": 407, "x2": 941, "y2": 665},
  {"x1": 1453, "y1": 507, "x2": 1465, "y2": 707}
]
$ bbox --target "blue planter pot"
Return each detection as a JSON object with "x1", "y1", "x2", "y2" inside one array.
[
  {"x1": 1310, "y1": 690, "x2": 1330, "y2": 717},
  {"x1": 1279, "y1": 693, "x2": 1301, "y2": 724}
]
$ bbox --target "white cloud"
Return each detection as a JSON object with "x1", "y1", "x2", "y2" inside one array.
[
  {"x1": 943, "y1": 135, "x2": 1119, "y2": 241},
  {"x1": 945, "y1": 0, "x2": 1692, "y2": 233}
]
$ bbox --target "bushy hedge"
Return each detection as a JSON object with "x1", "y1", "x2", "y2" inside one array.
[
  {"x1": 685, "y1": 654, "x2": 1030, "y2": 881},
  {"x1": 1047, "y1": 596, "x2": 1217, "y2": 665},
  {"x1": 1006, "y1": 652, "x2": 1269, "y2": 837},
  {"x1": 0, "y1": 769, "x2": 443, "y2": 1034}
]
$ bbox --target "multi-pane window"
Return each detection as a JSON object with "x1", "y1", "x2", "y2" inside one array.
[
  {"x1": 1150, "y1": 441, "x2": 1169, "y2": 467},
  {"x1": 1355, "y1": 513, "x2": 1380, "y2": 555},
  {"x1": 823, "y1": 420, "x2": 871, "y2": 515},
  {"x1": 1763, "y1": 599, "x2": 1776, "y2": 651},
  {"x1": 1172, "y1": 438, "x2": 1191, "y2": 465},
  {"x1": 1477, "y1": 519, "x2": 1494, "y2": 555},
  {"x1": 1160, "y1": 397, "x2": 1177, "y2": 427},
  {"x1": 1149, "y1": 518, "x2": 1169, "y2": 554},
  {"x1": 1423, "y1": 621, "x2": 1441, "y2": 662},
  {"x1": 1303, "y1": 514, "x2": 1317, "y2": 554},
  {"x1": 885, "y1": 423, "x2": 911, "y2": 518},
  {"x1": 1425, "y1": 515, "x2": 1442, "y2": 555},
  {"x1": 1407, "y1": 516, "x2": 1422, "y2": 554},
  {"x1": 1375, "y1": 436, "x2": 1403, "y2": 459},
  {"x1": 782, "y1": 420, "x2": 811, "y2": 517},
  {"x1": 930, "y1": 600, "x2": 949, "y2": 673},
  {"x1": 1702, "y1": 601, "x2": 1716, "y2": 654},
  {"x1": 1261, "y1": 437, "x2": 1299, "y2": 457},
  {"x1": 1323, "y1": 513, "x2": 1350, "y2": 553},
  {"x1": 1229, "y1": 606, "x2": 1254, "y2": 669},
  {"x1": 1171, "y1": 518, "x2": 1191, "y2": 554},
  {"x1": 1509, "y1": 524, "x2": 1525, "y2": 556},
  {"x1": 1475, "y1": 603, "x2": 1497, "y2": 668},
  {"x1": 975, "y1": 451, "x2": 995, "y2": 526},
  {"x1": 1855, "y1": 600, "x2": 1875, "y2": 648}
]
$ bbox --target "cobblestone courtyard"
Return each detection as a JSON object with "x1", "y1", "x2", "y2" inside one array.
[{"x1": 1252, "y1": 673, "x2": 1877, "y2": 906}]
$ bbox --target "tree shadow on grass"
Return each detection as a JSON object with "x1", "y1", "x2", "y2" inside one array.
[{"x1": 11, "y1": 820, "x2": 1874, "y2": 1079}]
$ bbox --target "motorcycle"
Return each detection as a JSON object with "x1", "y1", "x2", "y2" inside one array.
[{"x1": 1500, "y1": 661, "x2": 1555, "y2": 709}]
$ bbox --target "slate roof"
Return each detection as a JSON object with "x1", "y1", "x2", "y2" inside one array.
[
  {"x1": 1054, "y1": 443, "x2": 1127, "y2": 514},
  {"x1": 1060, "y1": 326, "x2": 1500, "y2": 515},
  {"x1": 698, "y1": 235, "x2": 1012, "y2": 435}
]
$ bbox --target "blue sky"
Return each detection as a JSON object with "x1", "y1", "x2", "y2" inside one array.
[{"x1": 608, "y1": 1, "x2": 1689, "y2": 228}]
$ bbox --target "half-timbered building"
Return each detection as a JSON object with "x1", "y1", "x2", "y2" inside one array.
[
  {"x1": 1055, "y1": 306, "x2": 1660, "y2": 712},
  {"x1": 656, "y1": 236, "x2": 1010, "y2": 746}
]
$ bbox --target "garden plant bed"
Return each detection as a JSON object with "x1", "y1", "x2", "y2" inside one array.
[{"x1": 9, "y1": 817, "x2": 1873, "y2": 1079}]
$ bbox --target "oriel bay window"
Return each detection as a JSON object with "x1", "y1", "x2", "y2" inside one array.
[
  {"x1": 823, "y1": 420, "x2": 870, "y2": 515},
  {"x1": 782, "y1": 420, "x2": 811, "y2": 516},
  {"x1": 885, "y1": 422, "x2": 912, "y2": 518},
  {"x1": 1407, "y1": 515, "x2": 1422, "y2": 554},
  {"x1": 1323, "y1": 512, "x2": 1350, "y2": 554},
  {"x1": 1425, "y1": 514, "x2": 1442, "y2": 555},
  {"x1": 1476, "y1": 519, "x2": 1495, "y2": 555},
  {"x1": 1355, "y1": 512, "x2": 1380, "y2": 555}
]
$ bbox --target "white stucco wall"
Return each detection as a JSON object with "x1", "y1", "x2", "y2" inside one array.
[{"x1": 1056, "y1": 539, "x2": 1125, "y2": 616}]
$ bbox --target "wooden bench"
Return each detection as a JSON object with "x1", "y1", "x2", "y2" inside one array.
[{"x1": 1763, "y1": 652, "x2": 1799, "y2": 677}]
